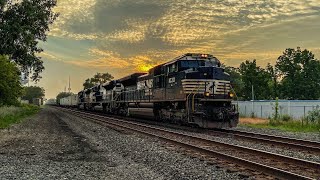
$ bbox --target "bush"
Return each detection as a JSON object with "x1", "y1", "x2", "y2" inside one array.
[
  {"x1": 306, "y1": 106, "x2": 320, "y2": 123},
  {"x1": 281, "y1": 114, "x2": 291, "y2": 122}
]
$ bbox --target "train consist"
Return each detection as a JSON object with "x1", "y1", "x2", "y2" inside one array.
[{"x1": 59, "y1": 53, "x2": 239, "y2": 128}]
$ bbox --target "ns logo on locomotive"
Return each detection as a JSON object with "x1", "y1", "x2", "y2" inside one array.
[{"x1": 62, "y1": 53, "x2": 239, "y2": 128}]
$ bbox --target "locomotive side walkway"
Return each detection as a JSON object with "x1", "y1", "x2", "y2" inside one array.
[{"x1": 0, "y1": 107, "x2": 242, "y2": 179}]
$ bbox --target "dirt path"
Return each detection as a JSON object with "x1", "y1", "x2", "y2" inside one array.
[{"x1": 240, "y1": 118, "x2": 269, "y2": 124}]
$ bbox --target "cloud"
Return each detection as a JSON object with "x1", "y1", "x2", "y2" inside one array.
[
  {"x1": 67, "y1": 48, "x2": 164, "y2": 72},
  {"x1": 68, "y1": 58, "x2": 130, "y2": 69},
  {"x1": 50, "y1": 0, "x2": 320, "y2": 47},
  {"x1": 39, "y1": 51, "x2": 60, "y2": 61},
  {"x1": 49, "y1": 0, "x2": 97, "y2": 39},
  {"x1": 47, "y1": 0, "x2": 320, "y2": 74},
  {"x1": 68, "y1": 48, "x2": 129, "y2": 68}
]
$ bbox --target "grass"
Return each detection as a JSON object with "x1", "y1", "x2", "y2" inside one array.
[
  {"x1": 0, "y1": 104, "x2": 40, "y2": 129},
  {"x1": 240, "y1": 119, "x2": 320, "y2": 133}
]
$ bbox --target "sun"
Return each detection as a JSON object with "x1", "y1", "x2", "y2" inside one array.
[{"x1": 138, "y1": 64, "x2": 153, "y2": 72}]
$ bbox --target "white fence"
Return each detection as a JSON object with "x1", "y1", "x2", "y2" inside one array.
[{"x1": 234, "y1": 100, "x2": 320, "y2": 119}]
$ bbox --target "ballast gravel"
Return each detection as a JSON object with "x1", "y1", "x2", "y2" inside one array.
[{"x1": 0, "y1": 107, "x2": 243, "y2": 180}]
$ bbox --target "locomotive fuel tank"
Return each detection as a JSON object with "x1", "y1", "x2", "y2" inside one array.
[
  {"x1": 128, "y1": 103, "x2": 154, "y2": 108},
  {"x1": 128, "y1": 108, "x2": 154, "y2": 119}
]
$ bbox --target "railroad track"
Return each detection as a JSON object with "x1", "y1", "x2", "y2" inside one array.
[
  {"x1": 56, "y1": 107, "x2": 320, "y2": 180},
  {"x1": 69, "y1": 106, "x2": 320, "y2": 155},
  {"x1": 210, "y1": 129, "x2": 320, "y2": 154},
  {"x1": 73, "y1": 107, "x2": 320, "y2": 155}
]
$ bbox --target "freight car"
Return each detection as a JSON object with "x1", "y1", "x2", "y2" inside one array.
[
  {"x1": 59, "y1": 94, "x2": 78, "y2": 107},
  {"x1": 75, "y1": 53, "x2": 239, "y2": 128}
]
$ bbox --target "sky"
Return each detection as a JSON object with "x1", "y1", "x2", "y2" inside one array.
[{"x1": 31, "y1": 0, "x2": 320, "y2": 99}]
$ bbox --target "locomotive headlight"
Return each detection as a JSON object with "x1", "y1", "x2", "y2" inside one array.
[
  {"x1": 205, "y1": 92, "x2": 210, "y2": 97},
  {"x1": 229, "y1": 93, "x2": 235, "y2": 98}
]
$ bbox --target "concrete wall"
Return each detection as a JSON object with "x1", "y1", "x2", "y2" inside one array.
[{"x1": 234, "y1": 100, "x2": 320, "y2": 119}]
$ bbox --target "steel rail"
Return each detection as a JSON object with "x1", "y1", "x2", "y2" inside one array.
[{"x1": 213, "y1": 129, "x2": 320, "y2": 153}]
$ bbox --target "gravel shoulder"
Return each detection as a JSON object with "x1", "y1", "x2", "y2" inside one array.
[{"x1": 0, "y1": 107, "x2": 243, "y2": 180}]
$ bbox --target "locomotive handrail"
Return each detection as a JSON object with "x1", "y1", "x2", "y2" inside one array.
[
  {"x1": 192, "y1": 86, "x2": 202, "y2": 113},
  {"x1": 186, "y1": 82, "x2": 205, "y2": 122},
  {"x1": 111, "y1": 88, "x2": 152, "y2": 102}
]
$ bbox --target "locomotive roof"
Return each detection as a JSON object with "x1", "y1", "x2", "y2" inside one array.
[
  {"x1": 147, "y1": 53, "x2": 218, "y2": 75},
  {"x1": 118, "y1": 73, "x2": 147, "y2": 82},
  {"x1": 163, "y1": 53, "x2": 217, "y2": 66}
]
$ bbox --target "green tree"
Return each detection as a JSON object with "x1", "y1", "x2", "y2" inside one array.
[
  {"x1": 266, "y1": 63, "x2": 279, "y2": 99},
  {"x1": 56, "y1": 92, "x2": 74, "y2": 104},
  {"x1": 83, "y1": 73, "x2": 114, "y2": 89},
  {"x1": 22, "y1": 86, "x2": 45, "y2": 103},
  {"x1": 83, "y1": 78, "x2": 95, "y2": 90},
  {"x1": 239, "y1": 60, "x2": 272, "y2": 100},
  {"x1": 224, "y1": 66, "x2": 244, "y2": 99},
  {"x1": 0, "y1": 0, "x2": 58, "y2": 81},
  {"x1": 0, "y1": 55, "x2": 22, "y2": 106},
  {"x1": 276, "y1": 47, "x2": 320, "y2": 99}
]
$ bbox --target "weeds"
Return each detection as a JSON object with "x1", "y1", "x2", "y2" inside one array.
[
  {"x1": 241, "y1": 120, "x2": 319, "y2": 132},
  {"x1": 240, "y1": 106, "x2": 320, "y2": 132},
  {"x1": 0, "y1": 104, "x2": 40, "y2": 128},
  {"x1": 0, "y1": 106, "x2": 22, "y2": 118},
  {"x1": 270, "y1": 97, "x2": 279, "y2": 125}
]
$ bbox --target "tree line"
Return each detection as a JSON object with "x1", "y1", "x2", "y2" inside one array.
[
  {"x1": 226, "y1": 47, "x2": 320, "y2": 100},
  {"x1": 0, "y1": 0, "x2": 57, "y2": 106}
]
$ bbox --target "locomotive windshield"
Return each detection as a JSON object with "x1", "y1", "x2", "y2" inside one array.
[
  {"x1": 205, "y1": 57, "x2": 221, "y2": 67},
  {"x1": 178, "y1": 58, "x2": 220, "y2": 71},
  {"x1": 180, "y1": 60, "x2": 205, "y2": 69}
]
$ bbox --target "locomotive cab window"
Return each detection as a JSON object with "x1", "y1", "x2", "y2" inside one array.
[
  {"x1": 167, "y1": 63, "x2": 177, "y2": 74},
  {"x1": 154, "y1": 75, "x2": 166, "y2": 88}
]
